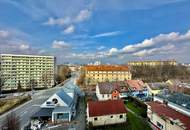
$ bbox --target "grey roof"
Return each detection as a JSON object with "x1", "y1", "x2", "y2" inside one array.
[
  {"x1": 98, "y1": 81, "x2": 129, "y2": 94},
  {"x1": 56, "y1": 90, "x2": 73, "y2": 106},
  {"x1": 32, "y1": 108, "x2": 54, "y2": 118},
  {"x1": 53, "y1": 106, "x2": 71, "y2": 113}
]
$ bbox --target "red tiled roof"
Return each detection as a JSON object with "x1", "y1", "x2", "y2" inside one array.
[
  {"x1": 125, "y1": 80, "x2": 145, "y2": 91},
  {"x1": 98, "y1": 81, "x2": 129, "y2": 94},
  {"x1": 147, "y1": 101, "x2": 190, "y2": 130},
  {"x1": 88, "y1": 100, "x2": 127, "y2": 117},
  {"x1": 84, "y1": 65, "x2": 129, "y2": 71}
]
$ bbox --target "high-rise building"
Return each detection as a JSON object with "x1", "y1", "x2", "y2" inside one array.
[
  {"x1": 84, "y1": 65, "x2": 132, "y2": 85},
  {"x1": 0, "y1": 54, "x2": 55, "y2": 91}
]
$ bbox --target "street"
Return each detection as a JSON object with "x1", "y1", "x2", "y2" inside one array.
[{"x1": 0, "y1": 79, "x2": 71, "y2": 130}]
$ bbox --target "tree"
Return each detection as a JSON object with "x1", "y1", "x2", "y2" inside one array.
[
  {"x1": 1, "y1": 112, "x2": 20, "y2": 130},
  {"x1": 28, "y1": 79, "x2": 37, "y2": 90},
  {"x1": 17, "y1": 80, "x2": 22, "y2": 92},
  {"x1": 0, "y1": 73, "x2": 6, "y2": 94},
  {"x1": 56, "y1": 65, "x2": 71, "y2": 84}
]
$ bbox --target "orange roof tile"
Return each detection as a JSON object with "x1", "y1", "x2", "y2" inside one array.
[{"x1": 84, "y1": 65, "x2": 130, "y2": 71}]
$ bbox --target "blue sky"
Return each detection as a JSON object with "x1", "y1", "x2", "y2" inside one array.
[{"x1": 0, "y1": 0, "x2": 190, "y2": 64}]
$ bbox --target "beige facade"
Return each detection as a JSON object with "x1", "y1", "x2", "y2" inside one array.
[
  {"x1": 128, "y1": 60, "x2": 177, "y2": 66},
  {"x1": 87, "y1": 113, "x2": 127, "y2": 127},
  {"x1": 0, "y1": 54, "x2": 55, "y2": 90},
  {"x1": 84, "y1": 65, "x2": 132, "y2": 85}
]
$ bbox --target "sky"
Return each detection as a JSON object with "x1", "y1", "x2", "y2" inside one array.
[{"x1": 0, "y1": 0, "x2": 190, "y2": 64}]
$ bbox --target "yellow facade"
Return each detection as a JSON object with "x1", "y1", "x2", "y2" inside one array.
[
  {"x1": 84, "y1": 65, "x2": 132, "y2": 85},
  {"x1": 128, "y1": 60, "x2": 177, "y2": 66}
]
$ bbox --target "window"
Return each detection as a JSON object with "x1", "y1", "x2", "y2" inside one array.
[
  {"x1": 52, "y1": 98, "x2": 58, "y2": 104},
  {"x1": 94, "y1": 117, "x2": 98, "y2": 121},
  {"x1": 119, "y1": 115, "x2": 123, "y2": 118},
  {"x1": 110, "y1": 116, "x2": 113, "y2": 118},
  {"x1": 157, "y1": 122, "x2": 163, "y2": 129}
]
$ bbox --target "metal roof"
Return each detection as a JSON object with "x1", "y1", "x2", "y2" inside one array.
[
  {"x1": 56, "y1": 90, "x2": 73, "y2": 106},
  {"x1": 32, "y1": 108, "x2": 54, "y2": 118},
  {"x1": 53, "y1": 106, "x2": 71, "y2": 113}
]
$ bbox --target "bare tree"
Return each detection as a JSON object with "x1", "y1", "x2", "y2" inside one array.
[
  {"x1": 42, "y1": 71, "x2": 52, "y2": 88},
  {"x1": 2, "y1": 112, "x2": 20, "y2": 130}
]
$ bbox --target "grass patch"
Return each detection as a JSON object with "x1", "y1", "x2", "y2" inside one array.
[
  {"x1": 125, "y1": 101, "x2": 147, "y2": 117},
  {"x1": 0, "y1": 96, "x2": 31, "y2": 115},
  {"x1": 126, "y1": 112, "x2": 152, "y2": 130}
]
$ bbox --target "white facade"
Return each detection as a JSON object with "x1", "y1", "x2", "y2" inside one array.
[
  {"x1": 147, "y1": 106, "x2": 185, "y2": 130},
  {"x1": 96, "y1": 85, "x2": 112, "y2": 100},
  {"x1": 41, "y1": 93, "x2": 67, "y2": 108},
  {"x1": 0, "y1": 54, "x2": 55, "y2": 90},
  {"x1": 87, "y1": 106, "x2": 127, "y2": 126}
]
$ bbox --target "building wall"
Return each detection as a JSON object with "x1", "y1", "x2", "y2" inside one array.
[
  {"x1": 87, "y1": 113, "x2": 127, "y2": 126},
  {"x1": 147, "y1": 85, "x2": 161, "y2": 96},
  {"x1": 147, "y1": 107, "x2": 184, "y2": 130},
  {"x1": 96, "y1": 85, "x2": 112, "y2": 100},
  {"x1": 128, "y1": 60, "x2": 177, "y2": 66},
  {"x1": 85, "y1": 70, "x2": 132, "y2": 85},
  {"x1": 0, "y1": 54, "x2": 55, "y2": 90}
]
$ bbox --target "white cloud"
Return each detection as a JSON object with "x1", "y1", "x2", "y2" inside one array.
[
  {"x1": 75, "y1": 9, "x2": 91, "y2": 22},
  {"x1": 63, "y1": 25, "x2": 75, "y2": 34},
  {"x1": 97, "y1": 45, "x2": 106, "y2": 50},
  {"x1": 0, "y1": 30, "x2": 9, "y2": 38},
  {"x1": 19, "y1": 43, "x2": 30, "y2": 50},
  {"x1": 44, "y1": 17, "x2": 71, "y2": 26},
  {"x1": 133, "y1": 44, "x2": 175, "y2": 57},
  {"x1": 52, "y1": 40, "x2": 70, "y2": 49},
  {"x1": 44, "y1": 9, "x2": 91, "y2": 27},
  {"x1": 92, "y1": 31, "x2": 122, "y2": 38}
]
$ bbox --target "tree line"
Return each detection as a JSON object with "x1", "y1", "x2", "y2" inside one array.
[{"x1": 131, "y1": 65, "x2": 190, "y2": 82}]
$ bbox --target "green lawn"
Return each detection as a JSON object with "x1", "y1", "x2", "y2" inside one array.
[
  {"x1": 125, "y1": 101, "x2": 147, "y2": 117},
  {"x1": 126, "y1": 112, "x2": 152, "y2": 130}
]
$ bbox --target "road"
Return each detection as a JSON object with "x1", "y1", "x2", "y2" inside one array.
[{"x1": 0, "y1": 79, "x2": 71, "y2": 130}]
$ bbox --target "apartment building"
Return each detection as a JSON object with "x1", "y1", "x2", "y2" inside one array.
[
  {"x1": 0, "y1": 54, "x2": 55, "y2": 91},
  {"x1": 84, "y1": 65, "x2": 132, "y2": 85},
  {"x1": 128, "y1": 60, "x2": 177, "y2": 66}
]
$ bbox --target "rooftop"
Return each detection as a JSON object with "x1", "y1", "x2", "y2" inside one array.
[
  {"x1": 148, "y1": 82, "x2": 168, "y2": 90},
  {"x1": 84, "y1": 65, "x2": 130, "y2": 71},
  {"x1": 98, "y1": 81, "x2": 129, "y2": 94},
  {"x1": 88, "y1": 100, "x2": 127, "y2": 117},
  {"x1": 147, "y1": 101, "x2": 190, "y2": 130},
  {"x1": 125, "y1": 80, "x2": 146, "y2": 91}
]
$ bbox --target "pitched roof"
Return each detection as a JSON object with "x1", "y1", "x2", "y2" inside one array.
[
  {"x1": 98, "y1": 81, "x2": 129, "y2": 94},
  {"x1": 88, "y1": 100, "x2": 127, "y2": 117},
  {"x1": 84, "y1": 65, "x2": 129, "y2": 71},
  {"x1": 56, "y1": 89, "x2": 73, "y2": 106},
  {"x1": 147, "y1": 101, "x2": 190, "y2": 130},
  {"x1": 125, "y1": 80, "x2": 146, "y2": 91}
]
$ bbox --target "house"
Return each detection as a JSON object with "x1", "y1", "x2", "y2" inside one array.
[
  {"x1": 147, "y1": 82, "x2": 168, "y2": 96},
  {"x1": 87, "y1": 100, "x2": 127, "y2": 127},
  {"x1": 32, "y1": 88, "x2": 78, "y2": 123},
  {"x1": 84, "y1": 65, "x2": 132, "y2": 85},
  {"x1": 125, "y1": 80, "x2": 148, "y2": 99},
  {"x1": 166, "y1": 80, "x2": 190, "y2": 95},
  {"x1": 147, "y1": 101, "x2": 190, "y2": 130},
  {"x1": 96, "y1": 81, "x2": 129, "y2": 100}
]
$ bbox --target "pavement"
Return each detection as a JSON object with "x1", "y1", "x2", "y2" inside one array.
[{"x1": 0, "y1": 79, "x2": 70, "y2": 130}]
